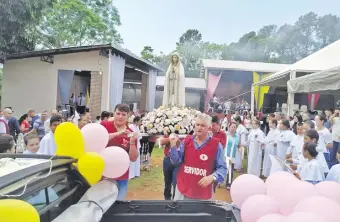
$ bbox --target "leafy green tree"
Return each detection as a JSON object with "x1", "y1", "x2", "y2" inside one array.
[
  {"x1": 0, "y1": 0, "x2": 52, "y2": 58},
  {"x1": 316, "y1": 14, "x2": 340, "y2": 48},
  {"x1": 82, "y1": 0, "x2": 122, "y2": 44},
  {"x1": 141, "y1": 46, "x2": 156, "y2": 62},
  {"x1": 176, "y1": 29, "x2": 202, "y2": 46},
  {"x1": 37, "y1": 0, "x2": 122, "y2": 49}
]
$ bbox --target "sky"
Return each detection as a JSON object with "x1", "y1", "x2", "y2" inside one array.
[{"x1": 114, "y1": 0, "x2": 340, "y2": 55}]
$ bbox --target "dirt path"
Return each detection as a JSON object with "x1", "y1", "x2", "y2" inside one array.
[{"x1": 126, "y1": 149, "x2": 232, "y2": 202}]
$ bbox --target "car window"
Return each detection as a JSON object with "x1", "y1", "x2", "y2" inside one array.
[{"x1": 23, "y1": 177, "x2": 78, "y2": 222}]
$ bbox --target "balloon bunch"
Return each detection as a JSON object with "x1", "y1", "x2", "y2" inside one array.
[
  {"x1": 230, "y1": 172, "x2": 340, "y2": 222},
  {"x1": 55, "y1": 122, "x2": 130, "y2": 185},
  {"x1": 0, "y1": 199, "x2": 40, "y2": 222}
]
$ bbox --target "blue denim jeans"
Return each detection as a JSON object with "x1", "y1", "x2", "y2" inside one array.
[
  {"x1": 330, "y1": 141, "x2": 340, "y2": 167},
  {"x1": 116, "y1": 180, "x2": 128, "y2": 200},
  {"x1": 323, "y1": 152, "x2": 331, "y2": 169},
  {"x1": 163, "y1": 156, "x2": 180, "y2": 200}
]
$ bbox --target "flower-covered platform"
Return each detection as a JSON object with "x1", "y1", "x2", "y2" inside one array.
[{"x1": 140, "y1": 106, "x2": 202, "y2": 136}]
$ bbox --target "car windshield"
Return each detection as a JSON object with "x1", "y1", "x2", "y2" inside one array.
[{"x1": 0, "y1": 157, "x2": 49, "y2": 178}]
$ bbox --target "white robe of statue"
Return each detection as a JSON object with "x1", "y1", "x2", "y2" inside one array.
[
  {"x1": 262, "y1": 127, "x2": 280, "y2": 177},
  {"x1": 247, "y1": 128, "x2": 265, "y2": 177},
  {"x1": 162, "y1": 53, "x2": 186, "y2": 108}
]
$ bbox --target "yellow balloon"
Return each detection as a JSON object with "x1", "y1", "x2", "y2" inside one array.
[
  {"x1": 55, "y1": 122, "x2": 85, "y2": 159},
  {"x1": 78, "y1": 152, "x2": 105, "y2": 185},
  {"x1": 0, "y1": 199, "x2": 40, "y2": 222}
]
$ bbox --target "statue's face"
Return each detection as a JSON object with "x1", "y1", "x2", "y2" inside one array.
[{"x1": 172, "y1": 55, "x2": 178, "y2": 64}]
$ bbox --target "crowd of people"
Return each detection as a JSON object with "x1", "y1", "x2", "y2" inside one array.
[
  {"x1": 157, "y1": 109, "x2": 340, "y2": 201},
  {"x1": 1, "y1": 103, "x2": 340, "y2": 202},
  {"x1": 0, "y1": 104, "x2": 153, "y2": 200}
]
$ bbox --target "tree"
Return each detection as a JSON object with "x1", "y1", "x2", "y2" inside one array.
[
  {"x1": 0, "y1": 0, "x2": 52, "y2": 58},
  {"x1": 177, "y1": 29, "x2": 202, "y2": 46},
  {"x1": 316, "y1": 14, "x2": 340, "y2": 48},
  {"x1": 36, "y1": 0, "x2": 122, "y2": 49},
  {"x1": 37, "y1": 0, "x2": 108, "y2": 48},
  {"x1": 141, "y1": 46, "x2": 156, "y2": 62},
  {"x1": 82, "y1": 0, "x2": 123, "y2": 44},
  {"x1": 150, "y1": 11, "x2": 340, "y2": 77},
  {"x1": 291, "y1": 12, "x2": 319, "y2": 59}
]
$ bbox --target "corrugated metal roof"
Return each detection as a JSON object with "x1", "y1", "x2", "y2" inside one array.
[
  {"x1": 3, "y1": 43, "x2": 163, "y2": 72},
  {"x1": 202, "y1": 59, "x2": 290, "y2": 73},
  {"x1": 156, "y1": 76, "x2": 206, "y2": 90}
]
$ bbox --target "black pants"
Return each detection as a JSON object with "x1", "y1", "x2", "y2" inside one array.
[
  {"x1": 70, "y1": 106, "x2": 74, "y2": 116},
  {"x1": 140, "y1": 139, "x2": 155, "y2": 155},
  {"x1": 226, "y1": 163, "x2": 235, "y2": 186},
  {"x1": 163, "y1": 156, "x2": 179, "y2": 200},
  {"x1": 77, "y1": 106, "x2": 86, "y2": 114}
]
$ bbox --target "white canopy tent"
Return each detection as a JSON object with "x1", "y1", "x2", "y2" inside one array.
[
  {"x1": 254, "y1": 39, "x2": 340, "y2": 87},
  {"x1": 287, "y1": 66, "x2": 340, "y2": 93},
  {"x1": 251, "y1": 39, "x2": 340, "y2": 115}
]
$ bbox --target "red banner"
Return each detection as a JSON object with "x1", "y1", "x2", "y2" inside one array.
[{"x1": 307, "y1": 93, "x2": 320, "y2": 110}]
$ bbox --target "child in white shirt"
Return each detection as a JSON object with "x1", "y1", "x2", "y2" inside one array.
[
  {"x1": 286, "y1": 123, "x2": 304, "y2": 163},
  {"x1": 294, "y1": 142, "x2": 325, "y2": 184},
  {"x1": 326, "y1": 153, "x2": 340, "y2": 183},
  {"x1": 23, "y1": 134, "x2": 40, "y2": 154}
]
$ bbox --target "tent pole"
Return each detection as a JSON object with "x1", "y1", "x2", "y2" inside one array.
[
  {"x1": 287, "y1": 71, "x2": 296, "y2": 116},
  {"x1": 251, "y1": 85, "x2": 255, "y2": 117}
]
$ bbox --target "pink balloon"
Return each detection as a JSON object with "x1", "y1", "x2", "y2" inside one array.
[
  {"x1": 230, "y1": 174, "x2": 266, "y2": 208},
  {"x1": 241, "y1": 195, "x2": 280, "y2": 222},
  {"x1": 315, "y1": 181, "x2": 340, "y2": 204},
  {"x1": 286, "y1": 212, "x2": 325, "y2": 222},
  {"x1": 100, "y1": 146, "x2": 130, "y2": 178},
  {"x1": 268, "y1": 180, "x2": 319, "y2": 215},
  {"x1": 256, "y1": 214, "x2": 285, "y2": 222},
  {"x1": 294, "y1": 196, "x2": 340, "y2": 222},
  {"x1": 81, "y1": 123, "x2": 109, "y2": 153},
  {"x1": 265, "y1": 171, "x2": 297, "y2": 192}
]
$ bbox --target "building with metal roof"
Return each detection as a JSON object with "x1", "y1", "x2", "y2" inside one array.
[{"x1": 2, "y1": 44, "x2": 161, "y2": 117}]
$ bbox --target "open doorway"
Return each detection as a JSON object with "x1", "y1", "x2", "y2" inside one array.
[{"x1": 56, "y1": 70, "x2": 91, "y2": 117}]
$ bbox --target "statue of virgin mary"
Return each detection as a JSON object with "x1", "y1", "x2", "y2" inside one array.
[{"x1": 162, "y1": 52, "x2": 186, "y2": 108}]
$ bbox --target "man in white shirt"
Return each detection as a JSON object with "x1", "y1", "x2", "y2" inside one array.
[
  {"x1": 38, "y1": 115, "x2": 62, "y2": 155},
  {"x1": 44, "y1": 109, "x2": 58, "y2": 134},
  {"x1": 0, "y1": 108, "x2": 12, "y2": 134},
  {"x1": 76, "y1": 93, "x2": 86, "y2": 114}
]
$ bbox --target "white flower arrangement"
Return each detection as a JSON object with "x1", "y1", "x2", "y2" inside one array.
[{"x1": 140, "y1": 106, "x2": 201, "y2": 135}]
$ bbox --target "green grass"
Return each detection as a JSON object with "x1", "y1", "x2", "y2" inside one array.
[{"x1": 129, "y1": 148, "x2": 164, "y2": 193}]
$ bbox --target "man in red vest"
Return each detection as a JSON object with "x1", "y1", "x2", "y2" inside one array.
[
  {"x1": 101, "y1": 104, "x2": 139, "y2": 200},
  {"x1": 169, "y1": 114, "x2": 227, "y2": 200}
]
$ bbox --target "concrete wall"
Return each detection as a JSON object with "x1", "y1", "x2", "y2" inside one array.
[{"x1": 2, "y1": 51, "x2": 109, "y2": 117}]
